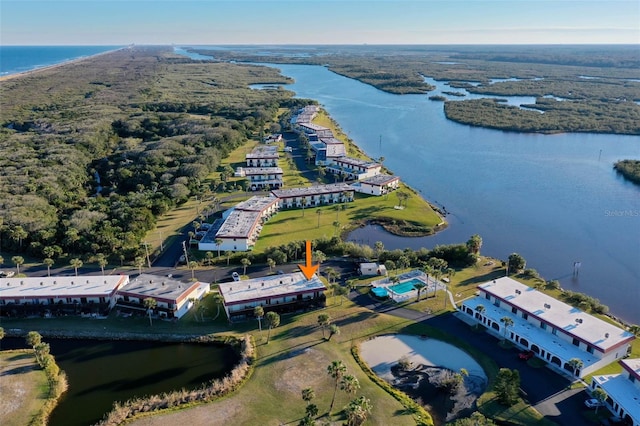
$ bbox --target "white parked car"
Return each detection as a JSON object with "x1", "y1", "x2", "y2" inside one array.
[
  {"x1": 232, "y1": 272, "x2": 240, "y2": 281},
  {"x1": 0, "y1": 271, "x2": 15, "y2": 278},
  {"x1": 584, "y1": 398, "x2": 604, "y2": 409}
]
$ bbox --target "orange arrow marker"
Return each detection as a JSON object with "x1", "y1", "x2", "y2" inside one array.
[{"x1": 299, "y1": 240, "x2": 319, "y2": 280}]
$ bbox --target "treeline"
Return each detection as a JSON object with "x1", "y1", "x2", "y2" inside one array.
[
  {"x1": 0, "y1": 46, "x2": 304, "y2": 262},
  {"x1": 444, "y1": 98, "x2": 640, "y2": 135},
  {"x1": 614, "y1": 160, "x2": 640, "y2": 185},
  {"x1": 226, "y1": 235, "x2": 478, "y2": 269}
]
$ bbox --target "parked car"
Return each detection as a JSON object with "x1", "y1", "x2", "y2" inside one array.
[
  {"x1": 518, "y1": 350, "x2": 535, "y2": 360},
  {"x1": 277, "y1": 270, "x2": 285, "y2": 275},
  {"x1": 0, "y1": 270, "x2": 15, "y2": 278},
  {"x1": 232, "y1": 272, "x2": 240, "y2": 281},
  {"x1": 584, "y1": 398, "x2": 604, "y2": 409}
]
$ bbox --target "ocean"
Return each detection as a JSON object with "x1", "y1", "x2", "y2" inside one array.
[{"x1": 0, "y1": 45, "x2": 122, "y2": 76}]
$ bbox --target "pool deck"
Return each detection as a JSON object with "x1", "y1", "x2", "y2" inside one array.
[{"x1": 371, "y1": 270, "x2": 439, "y2": 302}]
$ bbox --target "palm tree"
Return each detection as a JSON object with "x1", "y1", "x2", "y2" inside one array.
[
  {"x1": 134, "y1": 256, "x2": 145, "y2": 275},
  {"x1": 240, "y1": 257, "x2": 250, "y2": 276},
  {"x1": 267, "y1": 258, "x2": 276, "y2": 273},
  {"x1": 12, "y1": 256, "x2": 24, "y2": 275},
  {"x1": 69, "y1": 258, "x2": 83, "y2": 277},
  {"x1": 318, "y1": 313, "x2": 331, "y2": 339},
  {"x1": 592, "y1": 388, "x2": 607, "y2": 414},
  {"x1": 0, "y1": 255, "x2": 3, "y2": 266},
  {"x1": 0, "y1": 326, "x2": 4, "y2": 350},
  {"x1": 327, "y1": 360, "x2": 347, "y2": 413},
  {"x1": 188, "y1": 261, "x2": 198, "y2": 280},
  {"x1": 302, "y1": 387, "x2": 315, "y2": 406},
  {"x1": 345, "y1": 396, "x2": 372, "y2": 426},
  {"x1": 26, "y1": 331, "x2": 42, "y2": 350},
  {"x1": 328, "y1": 324, "x2": 340, "y2": 341},
  {"x1": 10, "y1": 225, "x2": 28, "y2": 250},
  {"x1": 414, "y1": 282, "x2": 425, "y2": 302},
  {"x1": 43, "y1": 258, "x2": 54, "y2": 277},
  {"x1": 265, "y1": 311, "x2": 280, "y2": 343},
  {"x1": 324, "y1": 267, "x2": 338, "y2": 284},
  {"x1": 333, "y1": 220, "x2": 341, "y2": 237},
  {"x1": 312, "y1": 250, "x2": 326, "y2": 275},
  {"x1": 374, "y1": 241, "x2": 384, "y2": 258},
  {"x1": 466, "y1": 234, "x2": 483, "y2": 256},
  {"x1": 205, "y1": 251, "x2": 214, "y2": 266},
  {"x1": 215, "y1": 238, "x2": 223, "y2": 257},
  {"x1": 474, "y1": 305, "x2": 486, "y2": 328},
  {"x1": 340, "y1": 374, "x2": 360, "y2": 398},
  {"x1": 143, "y1": 297, "x2": 157, "y2": 326},
  {"x1": 500, "y1": 316, "x2": 514, "y2": 340},
  {"x1": 420, "y1": 263, "x2": 433, "y2": 291},
  {"x1": 568, "y1": 358, "x2": 584, "y2": 376},
  {"x1": 96, "y1": 254, "x2": 108, "y2": 275},
  {"x1": 254, "y1": 306, "x2": 264, "y2": 332}
]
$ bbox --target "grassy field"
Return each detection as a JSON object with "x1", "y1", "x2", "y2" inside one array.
[{"x1": 0, "y1": 350, "x2": 49, "y2": 426}]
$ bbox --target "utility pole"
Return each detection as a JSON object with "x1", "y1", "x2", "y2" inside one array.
[
  {"x1": 143, "y1": 241, "x2": 151, "y2": 268},
  {"x1": 158, "y1": 230, "x2": 164, "y2": 252},
  {"x1": 182, "y1": 240, "x2": 190, "y2": 266}
]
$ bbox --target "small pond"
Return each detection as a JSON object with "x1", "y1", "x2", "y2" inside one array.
[
  {"x1": 361, "y1": 334, "x2": 487, "y2": 425},
  {"x1": 2, "y1": 337, "x2": 239, "y2": 426}
]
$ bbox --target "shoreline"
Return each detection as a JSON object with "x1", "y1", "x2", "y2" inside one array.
[{"x1": 0, "y1": 46, "x2": 127, "y2": 82}]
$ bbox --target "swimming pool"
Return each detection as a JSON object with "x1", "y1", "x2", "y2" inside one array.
[
  {"x1": 372, "y1": 287, "x2": 388, "y2": 297},
  {"x1": 389, "y1": 278, "x2": 425, "y2": 295}
]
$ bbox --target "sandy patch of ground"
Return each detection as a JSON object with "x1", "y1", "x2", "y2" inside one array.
[
  {"x1": 0, "y1": 351, "x2": 47, "y2": 426},
  {"x1": 273, "y1": 347, "x2": 333, "y2": 396},
  {"x1": 360, "y1": 334, "x2": 486, "y2": 382}
]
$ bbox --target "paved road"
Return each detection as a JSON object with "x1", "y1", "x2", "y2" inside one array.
[{"x1": 349, "y1": 291, "x2": 593, "y2": 426}]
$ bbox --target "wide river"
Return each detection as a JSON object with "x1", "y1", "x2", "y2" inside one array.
[{"x1": 254, "y1": 62, "x2": 640, "y2": 324}]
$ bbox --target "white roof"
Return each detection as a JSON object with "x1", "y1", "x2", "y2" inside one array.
[
  {"x1": 271, "y1": 183, "x2": 353, "y2": 199},
  {"x1": 218, "y1": 272, "x2": 326, "y2": 306},
  {"x1": 479, "y1": 277, "x2": 634, "y2": 352},
  {"x1": 216, "y1": 210, "x2": 261, "y2": 239},
  {"x1": 592, "y1": 368, "x2": 640, "y2": 424},
  {"x1": 235, "y1": 196, "x2": 279, "y2": 212},
  {"x1": 621, "y1": 358, "x2": 640, "y2": 380},
  {"x1": 361, "y1": 174, "x2": 400, "y2": 186},
  {"x1": 119, "y1": 274, "x2": 206, "y2": 303},
  {"x1": 0, "y1": 275, "x2": 128, "y2": 299}
]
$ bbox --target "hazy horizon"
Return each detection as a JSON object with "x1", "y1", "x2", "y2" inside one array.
[{"x1": 2, "y1": 1, "x2": 638, "y2": 46}]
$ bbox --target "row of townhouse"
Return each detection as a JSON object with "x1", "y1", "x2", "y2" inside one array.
[
  {"x1": 245, "y1": 145, "x2": 279, "y2": 167},
  {"x1": 0, "y1": 274, "x2": 209, "y2": 319},
  {"x1": 326, "y1": 156, "x2": 382, "y2": 180},
  {"x1": 271, "y1": 183, "x2": 354, "y2": 209},
  {"x1": 459, "y1": 277, "x2": 635, "y2": 379},
  {"x1": 199, "y1": 195, "x2": 280, "y2": 252},
  {"x1": 217, "y1": 271, "x2": 326, "y2": 321},
  {"x1": 234, "y1": 166, "x2": 284, "y2": 190},
  {"x1": 198, "y1": 185, "x2": 355, "y2": 252}
]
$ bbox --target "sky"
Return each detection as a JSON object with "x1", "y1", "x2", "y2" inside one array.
[{"x1": 1, "y1": 0, "x2": 639, "y2": 45}]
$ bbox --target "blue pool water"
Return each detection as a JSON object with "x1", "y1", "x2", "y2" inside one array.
[
  {"x1": 389, "y1": 282, "x2": 415, "y2": 294},
  {"x1": 372, "y1": 287, "x2": 388, "y2": 297}
]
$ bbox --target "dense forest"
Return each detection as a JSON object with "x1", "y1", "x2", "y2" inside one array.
[
  {"x1": 614, "y1": 160, "x2": 640, "y2": 185},
  {"x1": 191, "y1": 45, "x2": 640, "y2": 135},
  {"x1": 0, "y1": 46, "x2": 306, "y2": 262}
]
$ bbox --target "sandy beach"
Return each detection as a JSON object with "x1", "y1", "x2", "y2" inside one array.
[{"x1": 360, "y1": 334, "x2": 487, "y2": 381}]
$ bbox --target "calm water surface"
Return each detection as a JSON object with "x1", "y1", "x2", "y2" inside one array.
[
  {"x1": 3, "y1": 337, "x2": 239, "y2": 426},
  {"x1": 0, "y1": 46, "x2": 122, "y2": 76},
  {"x1": 256, "y1": 62, "x2": 640, "y2": 324}
]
